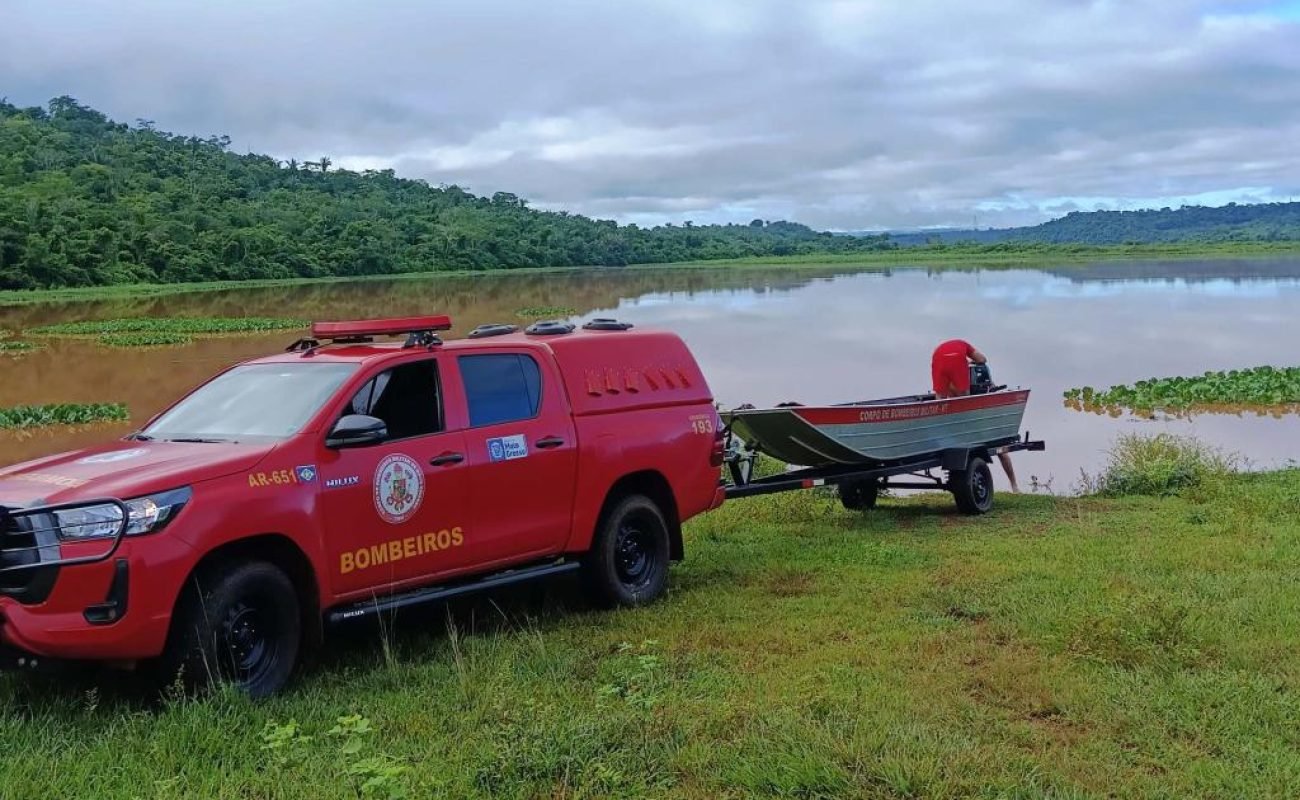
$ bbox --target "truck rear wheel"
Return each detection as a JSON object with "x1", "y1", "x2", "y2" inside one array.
[
  {"x1": 952, "y1": 456, "x2": 995, "y2": 515},
  {"x1": 583, "y1": 494, "x2": 670, "y2": 607},
  {"x1": 160, "y1": 560, "x2": 301, "y2": 698}
]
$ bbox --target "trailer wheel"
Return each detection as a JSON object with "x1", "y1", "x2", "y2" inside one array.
[
  {"x1": 159, "y1": 560, "x2": 301, "y2": 698},
  {"x1": 583, "y1": 494, "x2": 670, "y2": 608},
  {"x1": 839, "y1": 479, "x2": 879, "y2": 511},
  {"x1": 952, "y1": 457, "x2": 994, "y2": 515}
]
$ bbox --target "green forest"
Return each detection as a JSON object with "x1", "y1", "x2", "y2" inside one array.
[{"x1": 0, "y1": 97, "x2": 896, "y2": 291}]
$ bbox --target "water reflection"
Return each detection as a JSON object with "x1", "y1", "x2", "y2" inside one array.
[{"x1": 3, "y1": 258, "x2": 1299, "y2": 489}]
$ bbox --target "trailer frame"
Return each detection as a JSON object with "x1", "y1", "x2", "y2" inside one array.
[{"x1": 722, "y1": 429, "x2": 1046, "y2": 514}]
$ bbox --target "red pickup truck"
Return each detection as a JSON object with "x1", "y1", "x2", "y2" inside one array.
[{"x1": 0, "y1": 316, "x2": 725, "y2": 696}]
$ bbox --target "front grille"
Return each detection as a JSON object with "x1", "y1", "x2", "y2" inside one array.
[
  {"x1": 0, "y1": 511, "x2": 36, "y2": 594},
  {"x1": 0, "y1": 509, "x2": 59, "y2": 604}
]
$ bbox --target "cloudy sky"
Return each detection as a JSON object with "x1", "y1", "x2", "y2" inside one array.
[{"x1": 3, "y1": 0, "x2": 1299, "y2": 230}]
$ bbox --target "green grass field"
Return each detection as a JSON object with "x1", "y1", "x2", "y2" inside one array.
[{"x1": 3, "y1": 471, "x2": 1299, "y2": 798}]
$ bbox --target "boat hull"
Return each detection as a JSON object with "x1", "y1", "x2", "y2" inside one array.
[{"x1": 725, "y1": 390, "x2": 1030, "y2": 467}]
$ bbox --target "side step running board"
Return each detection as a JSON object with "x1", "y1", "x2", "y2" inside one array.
[{"x1": 326, "y1": 561, "x2": 581, "y2": 623}]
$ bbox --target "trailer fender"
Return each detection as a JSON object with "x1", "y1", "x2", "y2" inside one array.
[{"x1": 941, "y1": 447, "x2": 985, "y2": 472}]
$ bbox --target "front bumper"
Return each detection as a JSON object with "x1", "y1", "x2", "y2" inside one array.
[
  {"x1": 0, "y1": 560, "x2": 181, "y2": 662},
  {"x1": 0, "y1": 500, "x2": 195, "y2": 662}
]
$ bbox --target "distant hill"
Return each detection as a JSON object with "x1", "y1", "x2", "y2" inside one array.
[
  {"x1": 872, "y1": 202, "x2": 1300, "y2": 247},
  {"x1": 0, "y1": 97, "x2": 894, "y2": 290}
]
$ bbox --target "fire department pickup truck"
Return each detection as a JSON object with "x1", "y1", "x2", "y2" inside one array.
[{"x1": 0, "y1": 316, "x2": 724, "y2": 696}]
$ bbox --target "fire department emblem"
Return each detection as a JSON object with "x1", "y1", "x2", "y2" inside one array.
[{"x1": 372, "y1": 454, "x2": 424, "y2": 524}]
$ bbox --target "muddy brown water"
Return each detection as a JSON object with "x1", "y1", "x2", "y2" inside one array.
[{"x1": 2, "y1": 258, "x2": 1298, "y2": 491}]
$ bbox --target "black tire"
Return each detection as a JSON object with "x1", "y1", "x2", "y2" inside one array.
[
  {"x1": 582, "y1": 494, "x2": 671, "y2": 608},
  {"x1": 839, "y1": 479, "x2": 879, "y2": 511},
  {"x1": 159, "y1": 560, "x2": 301, "y2": 699},
  {"x1": 952, "y1": 456, "x2": 995, "y2": 515}
]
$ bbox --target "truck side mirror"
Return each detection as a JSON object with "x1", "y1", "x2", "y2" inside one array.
[{"x1": 326, "y1": 414, "x2": 388, "y2": 448}]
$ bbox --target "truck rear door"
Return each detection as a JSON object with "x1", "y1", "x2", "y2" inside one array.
[{"x1": 450, "y1": 350, "x2": 578, "y2": 566}]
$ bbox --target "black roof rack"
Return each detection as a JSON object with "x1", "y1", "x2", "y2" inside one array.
[
  {"x1": 402, "y1": 331, "x2": 444, "y2": 349},
  {"x1": 468, "y1": 323, "x2": 520, "y2": 339},
  {"x1": 582, "y1": 318, "x2": 634, "y2": 331},
  {"x1": 285, "y1": 337, "x2": 320, "y2": 353},
  {"x1": 525, "y1": 320, "x2": 576, "y2": 336}
]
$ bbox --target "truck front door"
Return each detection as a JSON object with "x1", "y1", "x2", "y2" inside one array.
[
  {"x1": 318, "y1": 356, "x2": 474, "y2": 596},
  {"x1": 452, "y1": 351, "x2": 578, "y2": 566}
]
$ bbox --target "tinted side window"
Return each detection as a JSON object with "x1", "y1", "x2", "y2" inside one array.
[
  {"x1": 348, "y1": 360, "x2": 442, "y2": 440},
  {"x1": 459, "y1": 354, "x2": 542, "y2": 427}
]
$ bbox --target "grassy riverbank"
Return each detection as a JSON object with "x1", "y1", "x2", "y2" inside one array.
[
  {"x1": 3, "y1": 470, "x2": 1299, "y2": 798},
  {"x1": 671, "y1": 239, "x2": 1300, "y2": 268},
  {"x1": 2, "y1": 240, "x2": 1298, "y2": 307}
]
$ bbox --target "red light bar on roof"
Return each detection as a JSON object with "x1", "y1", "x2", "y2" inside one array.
[{"x1": 311, "y1": 316, "x2": 453, "y2": 339}]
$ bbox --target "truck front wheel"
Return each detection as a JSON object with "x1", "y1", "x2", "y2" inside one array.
[
  {"x1": 160, "y1": 560, "x2": 301, "y2": 699},
  {"x1": 583, "y1": 494, "x2": 670, "y2": 607}
]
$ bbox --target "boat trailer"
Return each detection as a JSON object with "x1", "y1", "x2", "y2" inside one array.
[{"x1": 722, "y1": 431, "x2": 1046, "y2": 514}]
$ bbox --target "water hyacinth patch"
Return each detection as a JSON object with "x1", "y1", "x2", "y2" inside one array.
[
  {"x1": 1064, "y1": 366, "x2": 1300, "y2": 412},
  {"x1": 0, "y1": 403, "x2": 129, "y2": 429},
  {"x1": 99, "y1": 332, "x2": 194, "y2": 348},
  {"x1": 27, "y1": 317, "x2": 307, "y2": 337},
  {"x1": 0, "y1": 340, "x2": 39, "y2": 354},
  {"x1": 515, "y1": 306, "x2": 577, "y2": 319}
]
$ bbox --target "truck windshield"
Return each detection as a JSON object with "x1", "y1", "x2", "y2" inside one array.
[{"x1": 141, "y1": 363, "x2": 358, "y2": 443}]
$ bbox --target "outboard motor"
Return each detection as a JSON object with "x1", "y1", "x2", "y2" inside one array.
[{"x1": 969, "y1": 362, "x2": 996, "y2": 394}]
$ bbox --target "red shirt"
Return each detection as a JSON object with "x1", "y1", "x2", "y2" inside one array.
[{"x1": 931, "y1": 339, "x2": 974, "y2": 396}]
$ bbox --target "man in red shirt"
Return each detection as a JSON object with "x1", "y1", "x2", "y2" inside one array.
[
  {"x1": 931, "y1": 338, "x2": 986, "y2": 398},
  {"x1": 930, "y1": 339, "x2": 1019, "y2": 492}
]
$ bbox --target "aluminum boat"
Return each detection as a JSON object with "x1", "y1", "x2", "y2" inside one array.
[{"x1": 723, "y1": 389, "x2": 1030, "y2": 467}]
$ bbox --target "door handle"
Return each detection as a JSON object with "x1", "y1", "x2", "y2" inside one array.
[
  {"x1": 535, "y1": 436, "x2": 565, "y2": 449},
  {"x1": 430, "y1": 451, "x2": 464, "y2": 466}
]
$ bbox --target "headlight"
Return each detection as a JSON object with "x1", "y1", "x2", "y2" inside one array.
[{"x1": 54, "y1": 487, "x2": 191, "y2": 541}]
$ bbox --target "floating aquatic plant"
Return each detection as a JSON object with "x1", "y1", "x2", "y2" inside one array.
[
  {"x1": 0, "y1": 403, "x2": 130, "y2": 429},
  {"x1": 28, "y1": 317, "x2": 306, "y2": 337},
  {"x1": 99, "y1": 332, "x2": 195, "y2": 348},
  {"x1": 515, "y1": 306, "x2": 577, "y2": 319},
  {"x1": 1064, "y1": 366, "x2": 1300, "y2": 412}
]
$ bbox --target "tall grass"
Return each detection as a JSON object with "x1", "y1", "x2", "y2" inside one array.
[{"x1": 1080, "y1": 433, "x2": 1238, "y2": 496}]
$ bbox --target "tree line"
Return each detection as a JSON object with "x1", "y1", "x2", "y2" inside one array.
[
  {"x1": 885, "y1": 203, "x2": 1300, "y2": 247},
  {"x1": 0, "y1": 97, "x2": 894, "y2": 290}
]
